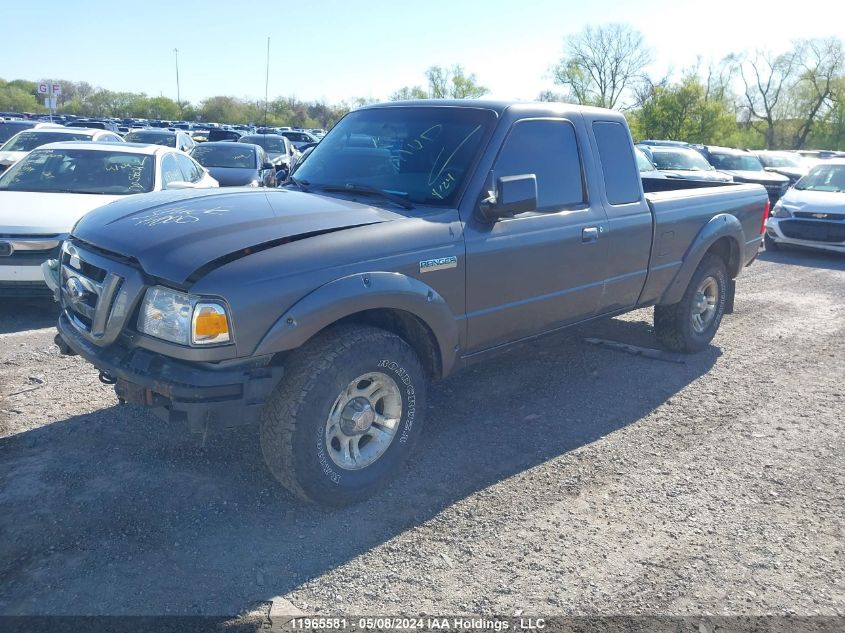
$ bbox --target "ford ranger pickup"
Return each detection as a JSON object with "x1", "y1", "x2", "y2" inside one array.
[{"x1": 45, "y1": 100, "x2": 769, "y2": 506}]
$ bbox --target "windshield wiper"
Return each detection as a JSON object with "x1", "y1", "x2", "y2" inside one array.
[{"x1": 318, "y1": 183, "x2": 414, "y2": 210}]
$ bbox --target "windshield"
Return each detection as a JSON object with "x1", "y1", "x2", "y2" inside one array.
[
  {"x1": 124, "y1": 131, "x2": 177, "y2": 147},
  {"x1": 651, "y1": 148, "x2": 713, "y2": 171},
  {"x1": 635, "y1": 149, "x2": 656, "y2": 172},
  {"x1": 0, "y1": 148, "x2": 154, "y2": 195},
  {"x1": 757, "y1": 152, "x2": 803, "y2": 169},
  {"x1": 794, "y1": 164, "x2": 845, "y2": 192},
  {"x1": 241, "y1": 136, "x2": 285, "y2": 153},
  {"x1": 191, "y1": 145, "x2": 257, "y2": 169},
  {"x1": 709, "y1": 153, "x2": 764, "y2": 172},
  {"x1": 1, "y1": 131, "x2": 92, "y2": 152},
  {"x1": 293, "y1": 106, "x2": 496, "y2": 205}
]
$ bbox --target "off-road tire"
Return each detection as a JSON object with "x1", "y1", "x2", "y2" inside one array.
[
  {"x1": 259, "y1": 324, "x2": 426, "y2": 506},
  {"x1": 654, "y1": 254, "x2": 728, "y2": 353}
]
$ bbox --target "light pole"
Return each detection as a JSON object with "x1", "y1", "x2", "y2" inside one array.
[{"x1": 174, "y1": 47, "x2": 182, "y2": 118}]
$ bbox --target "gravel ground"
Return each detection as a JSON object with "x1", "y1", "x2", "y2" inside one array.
[{"x1": 0, "y1": 248, "x2": 843, "y2": 623}]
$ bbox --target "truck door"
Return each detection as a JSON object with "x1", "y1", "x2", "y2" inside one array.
[
  {"x1": 588, "y1": 119, "x2": 655, "y2": 313},
  {"x1": 463, "y1": 118, "x2": 609, "y2": 353}
]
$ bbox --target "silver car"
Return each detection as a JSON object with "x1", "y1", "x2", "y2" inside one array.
[{"x1": 765, "y1": 159, "x2": 845, "y2": 254}]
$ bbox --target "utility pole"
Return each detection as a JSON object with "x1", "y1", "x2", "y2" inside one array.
[
  {"x1": 264, "y1": 37, "x2": 270, "y2": 128},
  {"x1": 174, "y1": 47, "x2": 182, "y2": 118}
]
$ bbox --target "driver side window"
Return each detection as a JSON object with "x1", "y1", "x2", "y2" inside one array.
[{"x1": 493, "y1": 119, "x2": 584, "y2": 213}]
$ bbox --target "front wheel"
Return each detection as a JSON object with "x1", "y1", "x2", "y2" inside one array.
[
  {"x1": 654, "y1": 254, "x2": 728, "y2": 353},
  {"x1": 259, "y1": 325, "x2": 426, "y2": 506}
]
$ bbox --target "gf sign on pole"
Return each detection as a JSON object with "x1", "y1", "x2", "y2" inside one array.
[{"x1": 37, "y1": 82, "x2": 62, "y2": 96}]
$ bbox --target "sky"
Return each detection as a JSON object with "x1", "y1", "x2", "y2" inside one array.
[{"x1": 4, "y1": 0, "x2": 845, "y2": 105}]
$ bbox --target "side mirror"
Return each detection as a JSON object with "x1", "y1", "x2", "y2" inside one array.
[
  {"x1": 165, "y1": 180, "x2": 197, "y2": 190},
  {"x1": 478, "y1": 174, "x2": 538, "y2": 222},
  {"x1": 262, "y1": 162, "x2": 274, "y2": 170}
]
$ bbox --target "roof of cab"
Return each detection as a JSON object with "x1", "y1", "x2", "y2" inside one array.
[{"x1": 360, "y1": 99, "x2": 625, "y2": 119}]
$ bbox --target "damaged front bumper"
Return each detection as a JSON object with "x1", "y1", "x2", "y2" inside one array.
[{"x1": 56, "y1": 313, "x2": 283, "y2": 433}]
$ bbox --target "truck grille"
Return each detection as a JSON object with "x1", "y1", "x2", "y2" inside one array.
[
  {"x1": 779, "y1": 220, "x2": 845, "y2": 243},
  {"x1": 794, "y1": 211, "x2": 845, "y2": 221},
  {"x1": 59, "y1": 240, "x2": 147, "y2": 346},
  {"x1": 0, "y1": 236, "x2": 62, "y2": 264},
  {"x1": 61, "y1": 246, "x2": 123, "y2": 337}
]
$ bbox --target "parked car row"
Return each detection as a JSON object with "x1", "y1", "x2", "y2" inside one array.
[
  {"x1": 637, "y1": 141, "x2": 791, "y2": 202},
  {"x1": 0, "y1": 137, "x2": 219, "y2": 296},
  {"x1": 636, "y1": 139, "x2": 844, "y2": 255},
  {"x1": 0, "y1": 122, "x2": 304, "y2": 179},
  {"x1": 0, "y1": 127, "x2": 124, "y2": 173},
  {"x1": 0, "y1": 121, "x2": 313, "y2": 297}
]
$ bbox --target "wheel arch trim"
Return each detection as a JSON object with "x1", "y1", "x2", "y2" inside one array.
[
  {"x1": 252, "y1": 272, "x2": 459, "y2": 378},
  {"x1": 658, "y1": 214, "x2": 744, "y2": 306}
]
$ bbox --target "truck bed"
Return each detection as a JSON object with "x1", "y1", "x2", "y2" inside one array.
[{"x1": 639, "y1": 181, "x2": 769, "y2": 305}]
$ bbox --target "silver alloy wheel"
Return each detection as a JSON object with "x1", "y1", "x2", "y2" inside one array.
[
  {"x1": 325, "y1": 372, "x2": 403, "y2": 471},
  {"x1": 691, "y1": 276, "x2": 719, "y2": 334}
]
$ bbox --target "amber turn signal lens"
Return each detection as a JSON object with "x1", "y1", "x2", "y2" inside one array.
[
  {"x1": 191, "y1": 303, "x2": 231, "y2": 344},
  {"x1": 195, "y1": 310, "x2": 228, "y2": 336}
]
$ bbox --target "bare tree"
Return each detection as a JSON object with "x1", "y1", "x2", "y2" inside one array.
[
  {"x1": 552, "y1": 23, "x2": 653, "y2": 109},
  {"x1": 788, "y1": 37, "x2": 845, "y2": 148},
  {"x1": 391, "y1": 65, "x2": 487, "y2": 101},
  {"x1": 734, "y1": 49, "x2": 799, "y2": 148}
]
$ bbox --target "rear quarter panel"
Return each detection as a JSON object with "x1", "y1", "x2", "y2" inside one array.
[{"x1": 639, "y1": 183, "x2": 767, "y2": 305}]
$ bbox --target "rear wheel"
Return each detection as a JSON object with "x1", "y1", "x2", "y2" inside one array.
[
  {"x1": 654, "y1": 254, "x2": 728, "y2": 353},
  {"x1": 259, "y1": 324, "x2": 426, "y2": 506}
]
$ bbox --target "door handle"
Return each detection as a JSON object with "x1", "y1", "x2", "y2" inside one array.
[{"x1": 582, "y1": 227, "x2": 600, "y2": 243}]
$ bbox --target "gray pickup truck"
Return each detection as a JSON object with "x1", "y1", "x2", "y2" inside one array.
[{"x1": 46, "y1": 101, "x2": 769, "y2": 506}]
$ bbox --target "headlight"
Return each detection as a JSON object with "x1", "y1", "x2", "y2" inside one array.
[
  {"x1": 771, "y1": 201, "x2": 792, "y2": 218},
  {"x1": 137, "y1": 286, "x2": 231, "y2": 346},
  {"x1": 247, "y1": 179, "x2": 261, "y2": 187}
]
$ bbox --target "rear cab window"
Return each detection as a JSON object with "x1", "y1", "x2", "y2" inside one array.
[{"x1": 592, "y1": 121, "x2": 642, "y2": 205}]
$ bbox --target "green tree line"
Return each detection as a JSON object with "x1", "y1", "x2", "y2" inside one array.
[{"x1": 0, "y1": 77, "x2": 362, "y2": 129}]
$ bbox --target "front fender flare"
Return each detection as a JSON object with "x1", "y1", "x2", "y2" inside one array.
[
  {"x1": 659, "y1": 214, "x2": 744, "y2": 306},
  {"x1": 253, "y1": 272, "x2": 459, "y2": 377}
]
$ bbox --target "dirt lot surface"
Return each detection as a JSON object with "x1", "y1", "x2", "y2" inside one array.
[{"x1": 1, "y1": 249, "x2": 843, "y2": 623}]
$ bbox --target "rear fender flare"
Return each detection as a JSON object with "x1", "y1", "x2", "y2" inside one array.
[
  {"x1": 658, "y1": 214, "x2": 744, "y2": 306},
  {"x1": 253, "y1": 272, "x2": 459, "y2": 377}
]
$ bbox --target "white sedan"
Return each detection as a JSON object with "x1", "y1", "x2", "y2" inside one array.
[
  {"x1": 0, "y1": 141, "x2": 218, "y2": 295},
  {"x1": 765, "y1": 159, "x2": 845, "y2": 254},
  {"x1": 0, "y1": 127, "x2": 124, "y2": 173}
]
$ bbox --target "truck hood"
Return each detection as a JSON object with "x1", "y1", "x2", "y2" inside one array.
[
  {"x1": 780, "y1": 188, "x2": 845, "y2": 213},
  {"x1": 71, "y1": 188, "x2": 403, "y2": 284},
  {"x1": 0, "y1": 190, "x2": 123, "y2": 234}
]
